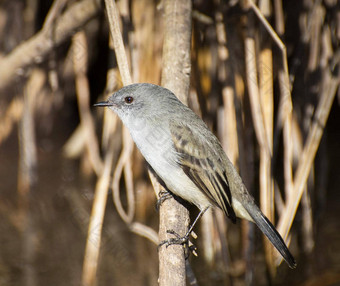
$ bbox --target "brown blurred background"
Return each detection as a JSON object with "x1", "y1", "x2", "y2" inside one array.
[{"x1": 0, "y1": 0, "x2": 339, "y2": 285}]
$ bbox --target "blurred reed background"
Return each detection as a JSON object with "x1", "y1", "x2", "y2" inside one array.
[{"x1": 0, "y1": 0, "x2": 339, "y2": 285}]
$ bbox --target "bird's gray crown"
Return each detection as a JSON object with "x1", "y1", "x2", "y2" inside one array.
[{"x1": 107, "y1": 83, "x2": 183, "y2": 118}]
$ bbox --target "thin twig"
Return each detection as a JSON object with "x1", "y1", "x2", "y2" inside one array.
[
  {"x1": 42, "y1": 0, "x2": 67, "y2": 30},
  {"x1": 112, "y1": 127, "x2": 135, "y2": 223},
  {"x1": 130, "y1": 222, "x2": 159, "y2": 244}
]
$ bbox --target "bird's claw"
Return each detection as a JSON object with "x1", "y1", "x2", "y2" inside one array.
[
  {"x1": 156, "y1": 190, "x2": 173, "y2": 211},
  {"x1": 158, "y1": 230, "x2": 198, "y2": 258}
]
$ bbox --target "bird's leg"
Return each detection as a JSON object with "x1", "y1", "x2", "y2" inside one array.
[
  {"x1": 156, "y1": 190, "x2": 173, "y2": 211},
  {"x1": 158, "y1": 207, "x2": 209, "y2": 257}
]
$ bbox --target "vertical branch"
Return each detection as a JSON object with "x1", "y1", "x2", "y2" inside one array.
[
  {"x1": 104, "y1": 0, "x2": 132, "y2": 86},
  {"x1": 243, "y1": 15, "x2": 270, "y2": 157},
  {"x1": 158, "y1": 0, "x2": 192, "y2": 285},
  {"x1": 215, "y1": 9, "x2": 239, "y2": 165},
  {"x1": 81, "y1": 143, "x2": 115, "y2": 286},
  {"x1": 161, "y1": 0, "x2": 192, "y2": 102},
  {"x1": 279, "y1": 68, "x2": 294, "y2": 200},
  {"x1": 18, "y1": 69, "x2": 45, "y2": 286},
  {"x1": 258, "y1": 0, "x2": 275, "y2": 274},
  {"x1": 73, "y1": 32, "x2": 103, "y2": 176}
]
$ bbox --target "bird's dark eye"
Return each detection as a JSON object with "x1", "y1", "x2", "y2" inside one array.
[{"x1": 124, "y1": 96, "x2": 134, "y2": 104}]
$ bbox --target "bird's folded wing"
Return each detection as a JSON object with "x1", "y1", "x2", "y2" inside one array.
[{"x1": 169, "y1": 121, "x2": 236, "y2": 223}]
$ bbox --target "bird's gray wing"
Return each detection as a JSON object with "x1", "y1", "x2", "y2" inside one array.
[
  {"x1": 169, "y1": 120, "x2": 297, "y2": 268},
  {"x1": 169, "y1": 121, "x2": 236, "y2": 223}
]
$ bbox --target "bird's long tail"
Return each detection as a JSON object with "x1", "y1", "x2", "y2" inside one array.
[{"x1": 243, "y1": 202, "x2": 297, "y2": 269}]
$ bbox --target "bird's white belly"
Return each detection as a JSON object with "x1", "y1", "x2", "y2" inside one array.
[{"x1": 131, "y1": 127, "x2": 211, "y2": 210}]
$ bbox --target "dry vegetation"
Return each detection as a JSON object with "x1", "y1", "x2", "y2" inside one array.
[{"x1": 0, "y1": 0, "x2": 339, "y2": 285}]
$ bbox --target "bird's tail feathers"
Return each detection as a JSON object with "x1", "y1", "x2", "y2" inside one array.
[{"x1": 244, "y1": 203, "x2": 297, "y2": 269}]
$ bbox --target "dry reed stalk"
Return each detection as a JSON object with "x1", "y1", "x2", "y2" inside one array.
[
  {"x1": 102, "y1": 0, "x2": 136, "y2": 226},
  {"x1": 112, "y1": 128, "x2": 135, "y2": 223},
  {"x1": 277, "y1": 65, "x2": 338, "y2": 255},
  {"x1": 104, "y1": 0, "x2": 132, "y2": 85},
  {"x1": 212, "y1": 8, "x2": 239, "y2": 270},
  {"x1": 0, "y1": 0, "x2": 100, "y2": 91},
  {"x1": 216, "y1": 209, "x2": 232, "y2": 266},
  {"x1": 101, "y1": 101, "x2": 119, "y2": 150},
  {"x1": 201, "y1": 208, "x2": 215, "y2": 265},
  {"x1": 258, "y1": 0, "x2": 276, "y2": 274},
  {"x1": 279, "y1": 69, "x2": 294, "y2": 201},
  {"x1": 243, "y1": 10, "x2": 276, "y2": 274},
  {"x1": 301, "y1": 188, "x2": 314, "y2": 253},
  {"x1": 215, "y1": 9, "x2": 239, "y2": 165},
  {"x1": 258, "y1": 0, "x2": 295, "y2": 204},
  {"x1": 63, "y1": 125, "x2": 87, "y2": 158},
  {"x1": 0, "y1": 98, "x2": 23, "y2": 144},
  {"x1": 81, "y1": 143, "x2": 114, "y2": 286},
  {"x1": 274, "y1": 182, "x2": 285, "y2": 216},
  {"x1": 255, "y1": 0, "x2": 295, "y2": 206},
  {"x1": 103, "y1": 0, "x2": 136, "y2": 225},
  {"x1": 18, "y1": 69, "x2": 45, "y2": 211},
  {"x1": 292, "y1": 113, "x2": 315, "y2": 253},
  {"x1": 101, "y1": 36, "x2": 120, "y2": 150},
  {"x1": 129, "y1": 222, "x2": 158, "y2": 244},
  {"x1": 249, "y1": 0, "x2": 296, "y2": 268},
  {"x1": 131, "y1": 0, "x2": 157, "y2": 83},
  {"x1": 18, "y1": 69, "x2": 45, "y2": 286},
  {"x1": 307, "y1": 4, "x2": 324, "y2": 72},
  {"x1": 244, "y1": 32, "x2": 271, "y2": 156},
  {"x1": 73, "y1": 32, "x2": 104, "y2": 176},
  {"x1": 273, "y1": 0, "x2": 285, "y2": 36},
  {"x1": 42, "y1": 0, "x2": 67, "y2": 31}
]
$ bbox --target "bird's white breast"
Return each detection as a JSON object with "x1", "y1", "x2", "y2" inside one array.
[{"x1": 127, "y1": 119, "x2": 212, "y2": 210}]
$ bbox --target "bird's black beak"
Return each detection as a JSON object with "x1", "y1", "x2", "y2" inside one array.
[{"x1": 93, "y1": 101, "x2": 112, "y2": 107}]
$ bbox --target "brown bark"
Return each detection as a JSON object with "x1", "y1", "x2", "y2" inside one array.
[{"x1": 158, "y1": 0, "x2": 192, "y2": 285}]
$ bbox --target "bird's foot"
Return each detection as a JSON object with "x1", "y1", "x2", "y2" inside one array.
[
  {"x1": 158, "y1": 230, "x2": 198, "y2": 258},
  {"x1": 156, "y1": 190, "x2": 173, "y2": 211}
]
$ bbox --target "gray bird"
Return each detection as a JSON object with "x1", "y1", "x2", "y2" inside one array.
[{"x1": 95, "y1": 83, "x2": 296, "y2": 269}]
